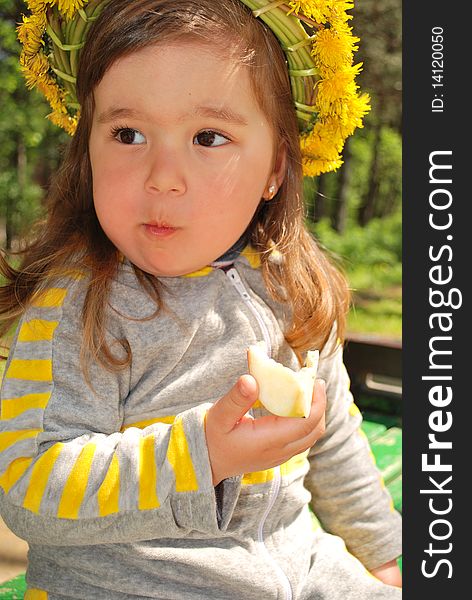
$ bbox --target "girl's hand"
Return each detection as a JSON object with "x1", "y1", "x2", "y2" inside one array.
[
  {"x1": 205, "y1": 375, "x2": 326, "y2": 486},
  {"x1": 370, "y1": 560, "x2": 402, "y2": 588}
]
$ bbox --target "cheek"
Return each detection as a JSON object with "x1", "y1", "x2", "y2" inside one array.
[
  {"x1": 207, "y1": 145, "x2": 272, "y2": 200},
  {"x1": 91, "y1": 158, "x2": 133, "y2": 213},
  {"x1": 91, "y1": 170, "x2": 128, "y2": 236}
]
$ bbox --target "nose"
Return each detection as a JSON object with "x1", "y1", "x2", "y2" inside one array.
[{"x1": 145, "y1": 145, "x2": 187, "y2": 196}]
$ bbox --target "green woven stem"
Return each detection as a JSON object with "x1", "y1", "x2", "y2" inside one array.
[
  {"x1": 77, "y1": 8, "x2": 89, "y2": 22},
  {"x1": 294, "y1": 101, "x2": 317, "y2": 113},
  {"x1": 46, "y1": 25, "x2": 84, "y2": 51},
  {"x1": 286, "y1": 36, "x2": 316, "y2": 52},
  {"x1": 47, "y1": 12, "x2": 72, "y2": 82},
  {"x1": 51, "y1": 66, "x2": 77, "y2": 84},
  {"x1": 296, "y1": 109, "x2": 317, "y2": 123},
  {"x1": 252, "y1": 0, "x2": 287, "y2": 17},
  {"x1": 289, "y1": 67, "x2": 318, "y2": 76},
  {"x1": 240, "y1": 0, "x2": 318, "y2": 129},
  {"x1": 242, "y1": 2, "x2": 302, "y2": 95},
  {"x1": 69, "y1": 0, "x2": 110, "y2": 78}
]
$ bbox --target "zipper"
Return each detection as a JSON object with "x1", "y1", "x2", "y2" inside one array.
[
  {"x1": 225, "y1": 268, "x2": 272, "y2": 356},
  {"x1": 225, "y1": 267, "x2": 293, "y2": 600},
  {"x1": 257, "y1": 467, "x2": 293, "y2": 600}
]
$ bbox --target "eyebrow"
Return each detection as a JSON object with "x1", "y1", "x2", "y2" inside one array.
[
  {"x1": 97, "y1": 107, "x2": 144, "y2": 124},
  {"x1": 96, "y1": 105, "x2": 248, "y2": 126},
  {"x1": 193, "y1": 105, "x2": 248, "y2": 126}
]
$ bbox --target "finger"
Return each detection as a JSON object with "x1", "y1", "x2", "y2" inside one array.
[
  {"x1": 253, "y1": 377, "x2": 327, "y2": 444},
  {"x1": 285, "y1": 411, "x2": 326, "y2": 455},
  {"x1": 283, "y1": 379, "x2": 328, "y2": 452},
  {"x1": 307, "y1": 378, "x2": 327, "y2": 422},
  {"x1": 293, "y1": 378, "x2": 327, "y2": 436},
  {"x1": 209, "y1": 374, "x2": 259, "y2": 432}
]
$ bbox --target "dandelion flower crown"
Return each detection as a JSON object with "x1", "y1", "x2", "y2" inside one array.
[{"x1": 18, "y1": 0, "x2": 370, "y2": 177}]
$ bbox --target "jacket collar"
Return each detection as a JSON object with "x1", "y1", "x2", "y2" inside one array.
[{"x1": 183, "y1": 245, "x2": 261, "y2": 278}]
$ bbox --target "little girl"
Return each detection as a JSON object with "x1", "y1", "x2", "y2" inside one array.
[{"x1": 0, "y1": 1, "x2": 401, "y2": 598}]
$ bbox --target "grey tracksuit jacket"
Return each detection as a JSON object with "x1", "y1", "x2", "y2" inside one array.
[{"x1": 0, "y1": 248, "x2": 401, "y2": 599}]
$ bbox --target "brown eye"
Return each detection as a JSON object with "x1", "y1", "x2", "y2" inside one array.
[
  {"x1": 194, "y1": 130, "x2": 229, "y2": 147},
  {"x1": 114, "y1": 128, "x2": 146, "y2": 145}
]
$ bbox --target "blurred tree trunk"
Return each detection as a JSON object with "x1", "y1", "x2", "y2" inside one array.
[
  {"x1": 5, "y1": 191, "x2": 14, "y2": 251},
  {"x1": 6, "y1": 136, "x2": 27, "y2": 250},
  {"x1": 312, "y1": 174, "x2": 327, "y2": 222},
  {"x1": 382, "y1": 193, "x2": 397, "y2": 217},
  {"x1": 358, "y1": 119, "x2": 381, "y2": 226},
  {"x1": 332, "y1": 138, "x2": 352, "y2": 233}
]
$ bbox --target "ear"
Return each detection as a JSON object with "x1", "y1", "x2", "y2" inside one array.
[{"x1": 263, "y1": 140, "x2": 288, "y2": 200}]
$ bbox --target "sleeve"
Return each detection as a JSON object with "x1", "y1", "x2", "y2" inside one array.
[
  {"x1": 304, "y1": 329, "x2": 402, "y2": 571},
  {"x1": 0, "y1": 282, "x2": 227, "y2": 547}
]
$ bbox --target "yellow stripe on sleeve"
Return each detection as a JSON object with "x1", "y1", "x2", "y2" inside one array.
[
  {"x1": 349, "y1": 402, "x2": 361, "y2": 418},
  {"x1": 138, "y1": 434, "x2": 160, "y2": 510},
  {"x1": 243, "y1": 451, "x2": 309, "y2": 486},
  {"x1": 280, "y1": 450, "x2": 309, "y2": 477},
  {"x1": 18, "y1": 319, "x2": 59, "y2": 342},
  {"x1": 57, "y1": 443, "x2": 96, "y2": 519},
  {"x1": 242, "y1": 469, "x2": 274, "y2": 486},
  {"x1": 358, "y1": 428, "x2": 376, "y2": 463},
  {"x1": 24, "y1": 589, "x2": 49, "y2": 600},
  {"x1": 166, "y1": 418, "x2": 199, "y2": 492},
  {"x1": 6, "y1": 359, "x2": 52, "y2": 382},
  {"x1": 0, "y1": 457, "x2": 33, "y2": 493},
  {"x1": 1, "y1": 392, "x2": 50, "y2": 420},
  {"x1": 0, "y1": 429, "x2": 41, "y2": 453},
  {"x1": 97, "y1": 453, "x2": 120, "y2": 516},
  {"x1": 31, "y1": 288, "x2": 67, "y2": 308},
  {"x1": 23, "y1": 443, "x2": 64, "y2": 513}
]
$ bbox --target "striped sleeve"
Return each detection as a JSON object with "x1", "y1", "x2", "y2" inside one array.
[
  {"x1": 0, "y1": 283, "x2": 221, "y2": 545},
  {"x1": 304, "y1": 331, "x2": 402, "y2": 571}
]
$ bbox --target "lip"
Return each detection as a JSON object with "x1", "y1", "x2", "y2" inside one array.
[{"x1": 144, "y1": 222, "x2": 179, "y2": 239}]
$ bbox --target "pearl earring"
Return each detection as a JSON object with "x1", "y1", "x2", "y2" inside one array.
[{"x1": 268, "y1": 185, "x2": 276, "y2": 199}]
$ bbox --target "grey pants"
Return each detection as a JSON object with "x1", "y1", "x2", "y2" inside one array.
[{"x1": 299, "y1": 532, "x2": 402, "y2": 599}]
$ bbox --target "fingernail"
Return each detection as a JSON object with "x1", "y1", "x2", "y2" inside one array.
[
  {"x1": 239, "y1": 377, "x2": 251, "y2": 397},
  {"x1": 316, "y1": 378, "x2": 326, "y2": 390}
]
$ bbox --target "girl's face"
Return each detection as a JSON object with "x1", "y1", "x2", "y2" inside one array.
[{"x1": 89, "y1": 41, "x2": 286, "y2": 276}]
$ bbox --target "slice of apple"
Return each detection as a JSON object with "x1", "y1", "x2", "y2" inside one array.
[{"x1": 247, "y1": 342, "x2": 319, "y2": 418}]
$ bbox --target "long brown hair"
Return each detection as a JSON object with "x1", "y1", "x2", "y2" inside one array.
[{"x1": 0, "y1": 0, "x2": 349, "y2": 369}]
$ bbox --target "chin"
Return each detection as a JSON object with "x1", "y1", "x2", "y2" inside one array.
[
  {"x1": 128, "y1": 250, "x2": 218, "y2": 278},
  {"x1": 135, "y1": 261, "x2": 200, "y2": 278}
]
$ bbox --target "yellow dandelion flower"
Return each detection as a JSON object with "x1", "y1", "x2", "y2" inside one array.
[
  {"x1": 20, "y1": 50, "x2": 50, "y2": 88},
  {"x1": 328, "y1": 16, "x2": 353, "y2": 39},
  {"x1": 17, "y1": 14, "x2": 46, "y2": 56},
  {"x1": 56, "y1": 0, "x2": 88, "y2": 20},
  {"x1": 26, "y1": 0, "x2": 53, "y2": 13},
  {"x1": 302, "y1": 155, "x2": 343, "y2": 177},
  {"x1": 316, "y1": 88, "x2": 356, "y2": 118},
  {"x1": 332, "y1": 0, "x2": 354, "y2": 18},
  {"x1": 37, "y1": 77, "x2": 67, "y2": 112},
  {"x1": 316, "y1": 63, "x2": 362, "y2": 109},
  {"x1": 312, "y1": 28, "x2": 358, "y2": 71},
  {"x1": 318, "y1": 93, "x2": 369, "y2": 141},
  {"x1": 287, "y1": 1, "x2": 334, "y2": 24},
  {"x1": 19, "y1": 65, "x2": 39, "y2": 89},
  {"x1": 49, "y1": 110, "x2": 78, "y2": 135},
  {"x1": 338, "y1": 91, "x2": 371, "y2": 135},
  {"x1": 301, "y1": 122, "x2": 344, "y2": 161}
]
